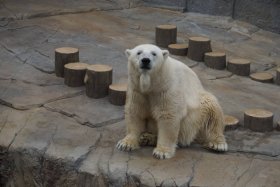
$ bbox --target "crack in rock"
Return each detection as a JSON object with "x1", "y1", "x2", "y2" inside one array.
[
  {"x1": 0, "y1": 90, "x2": 84, "y2": 110},
  {"x1": 233, "y1": 158, "x2": 254, "y2": 186},
  {"x1": 186, "y1": 153, "x2": 203, "y2": 187},
  {"x1": 6, "y1": 112, "x2": 33, "y2": 151},
  {"x1": 208, "y1": 73, "x2": 234, "y2": 80},
  {"x1": 43, "y1": 105, "x2": 124, "y2": 128},
  {"x1": 74, "y1": 133, "x2": 103, "y2": 169},
  {"x1": 0, "y1": 77, "x2": 63, "y2": 87}
]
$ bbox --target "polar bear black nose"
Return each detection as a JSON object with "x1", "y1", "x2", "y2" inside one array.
[{"x1": 141, "y1": 58, "x2": 150, "y2": 65}]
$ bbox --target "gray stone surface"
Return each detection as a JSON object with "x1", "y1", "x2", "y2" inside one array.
[{"x1": 0, "y1": 2, "x2": 280, "y2": 186}]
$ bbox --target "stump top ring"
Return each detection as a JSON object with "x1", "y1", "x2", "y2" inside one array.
[
  {"x1": 87, "y1": 64, "x2": 112, "y2": 72},
  {"x1": 224, "y1": 115, "x2": 239, "y2": 125},
  {"x1": 156, "y1": 24, "x2": 177, "y2": 29},
  {"x1": 229, "y1": 58, "x2": 250, "y2": 65},
  {"x1": 64, "y1": 62, "x2": 88, "y2": 70},
  {"x1": 109, "y1": 83, "x2": 127, "y2": 91},
  {"x1": 244, "y1": 109, "x2": 273, "y2": 118},
  {"x1": 250, "y1": 72, "x2": 273, "y2": 81},
  {"x1": 168, "y1": 43, "x2": 188, "y2": 49},
  {"x1": 205, "y1": 52, "x2": 225, "y2": 56},
  {"x1": 55, "y1": 47, "x2": 79, "y2": 54},
  {"x1": 189, "y1": 36, "x2": 210, "y2": 42}
]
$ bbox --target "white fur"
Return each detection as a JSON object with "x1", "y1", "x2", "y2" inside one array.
[{"x1": 117, "y1": 44, "x2": 227, "y2": 159}]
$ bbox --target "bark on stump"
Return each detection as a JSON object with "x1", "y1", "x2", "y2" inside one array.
[
  {"x1": 244, "y1": 109, "x2": 274, "y2": 132},
  {"x1": 85, "y1": 64, "x2": 112, "y2": 98},
  {"x1": 276, "y1": 121, "x2": 280, "y2": 131},
  {"x1": 168, "y1": 44, "x2": 188, "y2": 56},
  {"x1": 227, "y1": 58, "x2": 250, "y2": 76},
  {"x1": 64, "y1": 62, "x2": 88, "y2": 87},
  {"x1": 55, "y1": 47, "x2": 79, "y2": 77},
  {"x1": 249, "y1": 72, "x2": 273, "y2": 83},
  {"x1": 224, "y1": 115, "x2": 239, "y2": 131},
  {"x1": 155, "y1": 25, "x2": 177, "y2": 48},
  {"x1": 204, "y1": 52, "x2": 226, "y2": 70},
  {"x1": 187, "y1": 36, "x2": 212, "y2": 62},
  {"x1": 276, "y1": 68, "x2": 280, "y2": 85},
  {"x1": 109, "y1": 83, "x2": 127, "y2": 106}
]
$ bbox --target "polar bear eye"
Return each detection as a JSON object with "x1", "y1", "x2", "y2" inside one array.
[
  {"x1": 137, "y1": 51, "x2": 142, "y2": 55},
  {"x1": 151, "y1": 52, "x2": 157, "y2": 56}
]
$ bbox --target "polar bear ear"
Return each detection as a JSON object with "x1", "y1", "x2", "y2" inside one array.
[
  {"x1": 125, "y1": 49, "x2": 132, "y2": 58},
  {"x1": 162, "y1": 50, "x2": 169, "y2": 60}
]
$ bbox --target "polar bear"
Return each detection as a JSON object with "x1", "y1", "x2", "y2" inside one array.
[{"x1": 117, "y1": 44, "x2": 227, "y2": 159}]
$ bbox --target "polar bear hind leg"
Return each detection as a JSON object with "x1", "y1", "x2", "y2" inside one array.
[{"x1": 198, "y1": 92, "x2": 228, "y2": 152}]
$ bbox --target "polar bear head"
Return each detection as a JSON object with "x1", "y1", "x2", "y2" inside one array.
[{"x1": 125, "y1": 44, "x2": 169, "y2": 74}]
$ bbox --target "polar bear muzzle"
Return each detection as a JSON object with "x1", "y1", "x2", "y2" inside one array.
[{"x1": 140, "y1": 58, "x2": 151, "y2": 70}]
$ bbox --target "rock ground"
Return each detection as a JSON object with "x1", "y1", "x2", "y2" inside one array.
[{"x1": 0, "y1": 1, "x2": 280, "y2": 187}]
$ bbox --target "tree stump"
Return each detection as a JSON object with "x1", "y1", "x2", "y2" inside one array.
[
  {"x1": 244, "y1": 109, "x2": 274, "y2": 132},
  {"x1": 64, "y1": 62, "x2": 88, "y2": 87},
  {"x1": 224, "y1": 115, "x2": 239, "y2": 131},
  {"x1": 85, "y1": 64, "x2": 112, "y2": 98},
  {"x1": 55, "y1": 47, "x2": 79, "y2": 77},
  {"x1": 227, "y1": 58, "x2": 250, "y2": 76},
  {"x1": 168, "y1": 44, "x2": 188, "y2": 56},
  {"x1": 109, "y1": 83, "x2": 127, "y2": 106},
  {"x1": 155, "y1": 25, "x2": 177, "y2": 48},
  {"x1": 249, "y1": 72, "x2": 273, "y2": 83},
  {"x1": 276, "y1": 121, "x2": 280, "y2": 131},
  {"x1": 187, "y1": 36, "x2": 212, "y2": 62},
  {"x1": 204, "y1": 52, "x2": 226, "y2": 70},
  {"x1": 276, "y1": 68, "x2": 280, "y2": 85}
]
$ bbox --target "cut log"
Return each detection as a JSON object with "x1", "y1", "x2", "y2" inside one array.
[
  {"x1": 204, "y1": 52, "x2": 226, "y2": 70},
  {"x1": 85, "y1": 64, "x2": 113, "y2": 98},
  {"x1": 109, "y1": 83, "x2": 127, "y2": 106},
  {"x1": 187, "y1": 36, "x2": 212, "y2": 62},
  {"x1": 224, "y1": 115, "x2": 239, "y2": 131},
  {"x1": 244, "y1": 108, "x2": 274, "y2": 132},
  {"x1": 55, "y1": 47, "x2": 79, "y2": 77},
  {"x1": 249, "y1": 72, "x2": 273, "y2": 83},
  {"x1": 227, "y1": 58, "x2": 250, "y2": 76},
  {"x1": 276, "y1": 68, "x2": 280, "y2": 85},
  {"x1": 64, "y1": 62, "x2": 88, "y2": 87},
  {"x1": 276, "y1": 121, "x2": 280, "y2": 131},
  {"x1": 155, "y1": 25, "x2": 177, "y2": 48},
  {"x1": 168, "y1": 44, "x2": 188, "y2": 56}
]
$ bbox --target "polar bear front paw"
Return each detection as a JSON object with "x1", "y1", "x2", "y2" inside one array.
[
  {"x1": 153, "y1": 145, "x2": 175, "y2": 159},
  {"x1": 116, "y1": 136, "x2": 139, "y2": 152},
  {"x1": 207, "y1": 142, "x2": 228, "y2": 152}
]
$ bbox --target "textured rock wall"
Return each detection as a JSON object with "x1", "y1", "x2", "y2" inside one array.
[{"x1": 143, "y1": 0, "x2": 280, "y2": 33}]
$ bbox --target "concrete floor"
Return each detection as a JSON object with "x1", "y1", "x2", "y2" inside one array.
[{"x1": 0, "y1": 1, "x2": 280, "y2": 186}]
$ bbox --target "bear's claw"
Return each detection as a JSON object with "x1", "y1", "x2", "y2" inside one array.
[
  {"x1": 116, "y1": 138, "x2": 139, "y2": 152},
  {"x1": 207, "y1": 142, "x2": 228, "y2": 152},
  {"x1": 152, "y1": 146, "x2": 175, "y2": 159}
]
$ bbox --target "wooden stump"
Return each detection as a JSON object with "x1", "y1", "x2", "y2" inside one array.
[
  {"x1": 155, "y1": 25, "x2": 177, "y2": 48},
  {"x1": 204, "y1": 52, "x2": 226, "y2": 70},
  {"x1": 55, "y1": 47, "x2": 79, "y2": 77},
  {"x1": 187, "y1": 36, "x2": 212, "y2": 62},
  {"x1": 85, "y1": 64, "x2": 112, "y2": 98},
  {"x1": 244, "y1": 109, "x2": 274, "y2": 132},
  {"x1": 224, "y1": 115, "x2": 239, "y2": 131},
  {"x1": 227, "y1": 58, "x2": 250, "y2": 76},
  {"x1": 64, "y1": 62, "x2": 88, "y2": 87},
  {"x1": 276, "y1": 68, "x2": 280, "y2": 85},
  {"x1": 168, "y1": 44, "x2": 188, "y2": 56},
  {"x1": 109, "y1": 83, "x2": 127, "y2": 106},
  {"x1": 249, "y1": 72, "x2": 273, "y2": 83},
  {"x1": 276, "y1": 121, "x2": 280, "y2": 131}
]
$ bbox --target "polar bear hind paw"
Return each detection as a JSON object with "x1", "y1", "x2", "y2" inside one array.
[
  {"x1": 206, "y1": 142, "x2": 228, "y2": 152},
  {"x1": 153, "y1": 146, "x2": 175, "y2": 159},
  {"x1": 116, "y1": 137, "x2": 139, "y2": 152}
]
